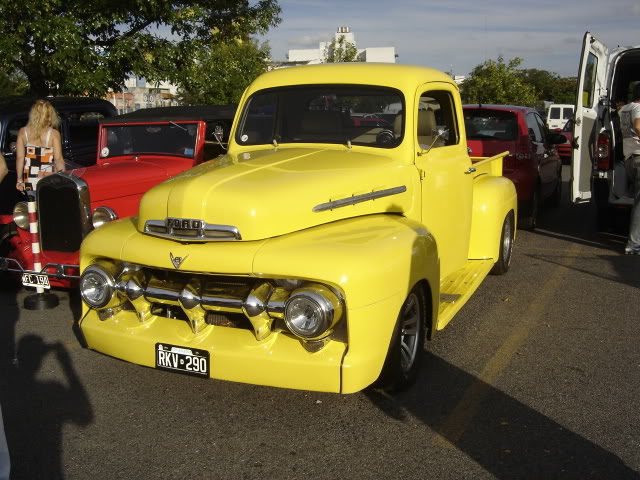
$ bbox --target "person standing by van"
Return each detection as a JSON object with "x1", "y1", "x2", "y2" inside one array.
[
  {"x1": 619, "y1": 83, "x2": 640, "y2": 255},
  {"x1": 15, "y1": 100, "x2": 65, "y2": 192}
]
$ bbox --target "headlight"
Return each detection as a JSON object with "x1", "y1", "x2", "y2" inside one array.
[
  {"x1": 284, "y1": 285, "x2": 343, "y2": 339},
  {"x1": 80, "y1": 265, "x2": 116, "y2": 308},
  {"x1": 13, "y1": 202, "x2": 29, "y2": 230},
  {"x1": 92, "y1": 207, "x2": 117, "y2": 229}
]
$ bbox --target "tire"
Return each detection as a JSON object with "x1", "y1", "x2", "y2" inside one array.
[
  {"x1": 519, "y1": 188, "x2": 539, "y2": 230},
  {"x1": 376, "y1": 286, "x2": 427, "y2": 393},
  {"x1": 491, "y1": 211, "x2": 515, "y2": 275}
]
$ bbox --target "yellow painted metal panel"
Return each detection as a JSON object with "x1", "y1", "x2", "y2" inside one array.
[{"x1": 81, "y1": 310, "x2": 345, "y2": 393}]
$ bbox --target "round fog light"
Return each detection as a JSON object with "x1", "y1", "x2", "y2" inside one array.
[
  {"x1": 284, "y1": 286, "x2": 342, "y2": 339},
  {"x1": 13, "y1": 202, "x2": 29, "y2": 230},
  {"x1": 80, "y1": 265, "x2": 115, "y2": 308},
  {"x1": 92, "y1": 207, "x2": 117, "y2": 229}
]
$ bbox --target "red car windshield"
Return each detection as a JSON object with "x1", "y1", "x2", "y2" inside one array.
[
  {"x1": 464, "y1": 110, "x2": 518, "y2": 141},
  {"x1": 101, "y1": 122, "x2": 199, "y2": 159}
]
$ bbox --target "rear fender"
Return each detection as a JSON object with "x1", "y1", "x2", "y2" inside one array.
[{"x1": 468, "y1": 175, "x2": 517, "y2": 260}]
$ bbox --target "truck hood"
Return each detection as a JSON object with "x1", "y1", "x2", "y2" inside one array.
[
  {"x1": 70, "y1": 159, "x2": 178, "y2": 203},
  {"x1": 137, "y1": 147, "x2": 416, "y2": 242}
]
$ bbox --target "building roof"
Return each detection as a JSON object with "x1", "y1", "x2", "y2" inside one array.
[{"x1": 100, "y1": 105, "x2": 237, "y2": 124}]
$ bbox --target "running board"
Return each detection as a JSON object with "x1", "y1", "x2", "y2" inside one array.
[{"x1": 437, "y1": 259, "x2": 494, "y2": 330}]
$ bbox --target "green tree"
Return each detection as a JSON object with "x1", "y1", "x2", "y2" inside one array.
[
  {"x1": 323, "y1": 35, "x2": 359, "y2": 63},
  {"x1": 0, "y1": 72, "x2": 28, "y2": 96},
  {"x1": 460, "y1": 56, "x2": 538, "y2": 106},
  {"x1": 0, "y1": 0, "x2": 281, "y2": 97},
  {"x1": 177, "y1": 39, "x2": 271, "y2": 105},
  {"x1": 519, "y1": 68, "x2": 577, "y2": 106}
]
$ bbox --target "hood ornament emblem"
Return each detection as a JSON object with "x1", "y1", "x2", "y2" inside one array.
[{"x1": 170, "y1": 252, "x2": 188, "y2": 269}]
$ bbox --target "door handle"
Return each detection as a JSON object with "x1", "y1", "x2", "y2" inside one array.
[{"x1": 465, "y1": 167, "x2": 477, "y2": 174}]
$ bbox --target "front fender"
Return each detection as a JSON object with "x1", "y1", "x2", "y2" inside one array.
[
  {"x1": 468, "y1": 175, "x2": 517, "y2": 260},
  {"x1": 253, "y1": 213, "x2": 439, "y2": 393}
]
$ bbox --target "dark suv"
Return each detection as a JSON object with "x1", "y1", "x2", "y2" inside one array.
[{"x1": 0, "y1": 97, "x2": 117, "y2": 214}]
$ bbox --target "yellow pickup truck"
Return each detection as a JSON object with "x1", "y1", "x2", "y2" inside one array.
[{"x1": 78, "y1": 63, "x2": 517, "y2": 393}]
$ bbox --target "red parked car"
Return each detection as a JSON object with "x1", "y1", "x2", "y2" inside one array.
[
  {"x1": 555, "y1": 118, "x2": 573, "y2": 164},
  {"x1": 0, "y1": 105, "x2": 236, "y2": 289},
  {"x1": 464, "y1": 105, "x2": 565, "y2": 229}
]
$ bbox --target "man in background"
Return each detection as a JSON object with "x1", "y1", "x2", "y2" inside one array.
[{"x1": 618, "y1": 82, "x2": 640, "y2": 254}]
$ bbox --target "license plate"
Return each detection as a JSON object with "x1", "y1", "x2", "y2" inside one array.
[
  {"x1": 21, "y1": 273, "x2": 50, "y2": 289},
  {"x1": 155, "y1": 343, "x2": 209, "y2": 378}
]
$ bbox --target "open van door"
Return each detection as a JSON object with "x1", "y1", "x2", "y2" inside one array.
[{"x1": 571, "y1": 32, "x2": 608, "y2": 203}]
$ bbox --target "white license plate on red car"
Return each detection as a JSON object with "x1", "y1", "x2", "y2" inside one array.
[
  {"x1": 21, "y1": 273, "x2": 50, "y2": 289},
  {"x1": 155, "y1": 343, "x2": 209, "y2": 378}
]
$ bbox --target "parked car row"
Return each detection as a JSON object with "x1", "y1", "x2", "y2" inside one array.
[{"x1": 1, "y1": 27, "x2": 632, "y2": 395}]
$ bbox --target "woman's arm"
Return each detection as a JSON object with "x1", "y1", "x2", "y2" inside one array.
[
  {"x1": 15, "y1": 127, "x2": 25, "y2": 190},
  {"x1": 0, "y1": 153, "x2": 7, "y2": 182},
  {"x1": 51, "y1": 129, "x2": 65, "y2": 172}
]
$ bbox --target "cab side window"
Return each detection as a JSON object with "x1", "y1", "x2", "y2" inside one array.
[
  {"x1": 417, "y1": 91, "x2": 459, "y2": 149},
  {"x1": 582, "y1": 53, "x2": 598, "y2": 108}
]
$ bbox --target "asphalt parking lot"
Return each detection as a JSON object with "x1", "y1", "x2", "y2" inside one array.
[{"x1": 1, "y1": 169, "x2": 639, "y2": 479}]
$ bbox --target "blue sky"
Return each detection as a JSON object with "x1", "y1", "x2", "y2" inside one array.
[{"x1": 258, "y1": 0, "x2": 640, "y2": 77}]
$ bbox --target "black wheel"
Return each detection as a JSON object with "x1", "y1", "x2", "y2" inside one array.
[
  {"x1": 491, "y1": 211, "x2": 515, "y2": 275},
  {"x1": 376, "y1": 286, "x2": 427, "y2": 393},
  {"x1": 519, "y1": 187, "x2": 539, "y2": 230}
]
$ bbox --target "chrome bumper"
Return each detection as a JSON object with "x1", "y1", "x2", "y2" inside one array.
[{"x1": 0, "y1": 257, "x2": 80, "y2": 279}]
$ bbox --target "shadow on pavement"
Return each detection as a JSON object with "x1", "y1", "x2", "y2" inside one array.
[
  {"x1": 2, "y1": 335, "x2": 93, "y2": 480},
  {"x1": 366, "y1": 354, "x2": 639, "y2": 478}
]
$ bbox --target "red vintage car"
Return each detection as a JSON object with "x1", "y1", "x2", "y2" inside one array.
[
  {"x1": 464, "y1": 105, "x2": 565, "y2": 229},
  {"x1": 0, "y1": 105, "x2": 236, "y2": 288}
]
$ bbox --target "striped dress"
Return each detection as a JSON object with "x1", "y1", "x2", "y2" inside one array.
[{"x1": 23, "y1": 128, "x2": 55, "y2": 191}]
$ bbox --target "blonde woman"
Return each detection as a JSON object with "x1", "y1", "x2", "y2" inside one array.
[{"x1": 15, "y1": 100, "x2": 65, "y2": 192}]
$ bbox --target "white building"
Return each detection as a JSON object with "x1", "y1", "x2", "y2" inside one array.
[
  {"x1": 285, "y1": 27, "x2": 397, "y2": 65},
  {"x1": 107, "y1": 77, "x2": 180, "y2": 114}
]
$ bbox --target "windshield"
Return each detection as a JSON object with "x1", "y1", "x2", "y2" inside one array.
[
  {"x1": 101, "y1": 122, "x2": 199, "y2": 159},
  {"x1": 236, "y1": 85, "x2": 404, "y2": 148},
  {"x1": 464, "y1": 110, "x2": 518, "y2": 141}
]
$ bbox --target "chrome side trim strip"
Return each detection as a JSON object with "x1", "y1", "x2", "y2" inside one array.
[{"x1": 312, "y1": 185, "x2": 407, "y2": 212}]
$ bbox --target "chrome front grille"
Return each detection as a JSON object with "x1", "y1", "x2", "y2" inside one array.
[{"x1": 107, "y1": 268, "x2": 286, "y2": 340}]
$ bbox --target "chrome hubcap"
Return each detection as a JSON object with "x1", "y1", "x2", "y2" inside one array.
[
  {"x1": 502, "y1": 217, "x2": 513, "y2": 266},
  {"x1": 399, "y1": 292, "x2": 421, "y2": 373}
]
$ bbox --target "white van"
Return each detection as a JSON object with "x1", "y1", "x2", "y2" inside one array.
[
  {"x1": 571, "y1": 31, "x2": 635, "y2": 229},
  {"x1": 547, "y1": 104, "x2": 574, "y2": 130}
]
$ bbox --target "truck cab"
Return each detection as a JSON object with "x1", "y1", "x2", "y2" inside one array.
[{"x1": 77, "y1": 64, "x2": 517, "y2": 394}]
